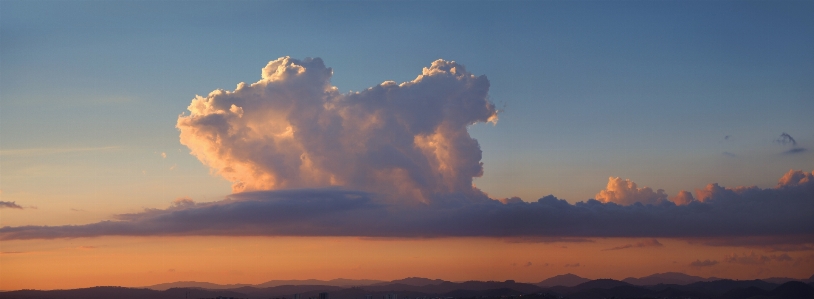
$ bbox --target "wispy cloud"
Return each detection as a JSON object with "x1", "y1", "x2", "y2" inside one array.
[
  {"x1": 602, "y1": 239, "x2": 663, "y2": 251},
  {"x1": 689, "y1": 259, "x2": 718, "y2": 267},
  {"x1": 724, "y1": 252, "x2": 793, "y2": 265},
  {"x1": 783, "y1": 148, "x2": 807, "y2": 155},
  {"x1": 776, "y1": 133, "x2": 797, "y2": 146},
  {"x1": 0, "y1": 201, "x2": 24, "y2": 209},
  {"x1": 775, "y1": 132, "x2": 806, "y2": 154}
]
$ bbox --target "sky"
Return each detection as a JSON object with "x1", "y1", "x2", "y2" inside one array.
[{"x1": 1, "y1": 0, "x2": 813, "y2": 290}]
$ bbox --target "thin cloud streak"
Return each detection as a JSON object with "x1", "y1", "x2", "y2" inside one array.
[
  {"x1": 0, "y1": 201, "x2": 24, "y2": 209},
  {"x1": 602, "y1": 239, "x2": 663, "y2": 251}
]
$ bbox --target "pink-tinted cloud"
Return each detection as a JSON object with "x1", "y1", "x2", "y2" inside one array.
[
  {"x1": 595, "y1": 177, "x2": 669, "y2": 205},
  {"x1": 778, "y1": 169, "x2": 813, "y2": 188},
  {"x1": 670, "y1": 190, "x2": 695, "y2": 206},
  {"x1": 177, "y1": 57, "x2": 497, "y2": 203}
]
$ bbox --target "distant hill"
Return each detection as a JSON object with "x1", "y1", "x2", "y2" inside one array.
[
  {"x1": 10, "y1": 275, "x2": 814, "y2": 299},
  {"x1": 146, "y1": 278, "x2": 384, "y2": 291},
  {"x1": 622, "y1": 272, "x2": 710, "y2": 285},
  {"x1": 678, "y1": 279, "x2": 778, "y2": 296},
  {"x1": 0, "y1": 286, "x2": 249, "y2": 299},
  {"x1": 536, "y1": 273, "x2": 590, "y2": 287},
  {"x1": 255, "y1": 278, "x2": 385, "y2": 288},
  {"x1": 761, "y1": 276, "x2": 806, "y2": 285},
  {"x1": 145, "y1": 281, "x2": 251, "y2": 291},
  {"x1": 378, "y1": 277, "x2": 447, "y2": 286},
  {"x1": 572, "y1": 278, "x2": 631, "y2": 290}
]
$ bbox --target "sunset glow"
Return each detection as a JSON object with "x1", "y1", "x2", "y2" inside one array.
[{"x1": 1, "y1": 0, "x2": 813, "y2": 295}]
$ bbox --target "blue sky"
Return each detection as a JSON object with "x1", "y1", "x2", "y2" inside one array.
[{"x1": 2, "y1": 0, "x2": 813, "y2": 212}]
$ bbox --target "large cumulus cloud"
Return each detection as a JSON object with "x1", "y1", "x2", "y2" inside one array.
[
  {"x1": 2, "y1": 170, "x2": 812, "y2": 240},
  {"x1": 177, "y1": 57, "x2": 497, "y2": 203},
  {"x1": 2, "y1": 58, "x2": 811, "y2": 243}
]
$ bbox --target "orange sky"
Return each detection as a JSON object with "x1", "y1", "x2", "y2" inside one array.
[{"x1": 2, "y1": 236, "x2": 812, "y2": 290}]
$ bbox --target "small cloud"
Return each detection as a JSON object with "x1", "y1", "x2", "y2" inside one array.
[
  {"x1": 70, "y1": 208, "x2": 86, "y2": 212},
  {"x1": 76, "y1": 246, "x2": 96, "y2": 250},
  {"x1": 0, "y1": 251, "x2": 25, "y2": 255},
  {"x1": 170, "y1": 197, "x2": 195, "y2": 209},
  {"x1": 775, "y1": 133, "x2": 806, "y2": 154},
  {"x1": 524, "y1": 262, "x2": 532, "y2": 267},
  {"x1": 161, "y1": 152, "x2": 167, "y2": 159},
  {"x1": 602, "y1": 239, "x2": 664, "y2": 251},
  {"x1": 775, "y1": 253, "x2": 793, "y2": 262},
  {"x1": 724, "y1": 252, "x2": 795, "y2": 265},
  {"x1": 776, "y1": 133, "x2": 797, "y2": 146},
  {"x1": 690, "y1": 259, "x2": 718, "y2": 267},
  {"x1": 502, "y1": 237, "x2": 594, "y2": 244},
  {"x1": 595, "y1": 177, "x2": 668, "y2": 205},
  {"x1": 724, "y1": 135, "x2": 731, "y2": 140},
  {"x1": 722, "y1": 151, "x2": 737, "y2": 157},
  {"x1": 168, "y1": 269, "x2": 175, "y2": 272},
  {"x1": 498, "y1": 197, "x2": 523, "y2": 204},
  {"x1": 169, "y1": 164, "x2": 177, "y2": 171},
  {"x1": 0, "y1": 201, "x2": 24, "y2": 209},
  {"x1": 783, "y1": 148, "x2": 807, "y2": 155},
  {"x1": 564, "y1": 263, "x2": 581, "y2": 267}
]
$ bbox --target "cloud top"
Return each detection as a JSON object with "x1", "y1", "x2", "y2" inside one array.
[
  {"x1": 595, "y1": 177, "x2": 669, "y2": 205},
  {"x1": 177, "y1": 57, "x2": 497, "y2": 203}
]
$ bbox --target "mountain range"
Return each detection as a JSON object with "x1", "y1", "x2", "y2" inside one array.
[{"x1": 3, "y1": 273, "x2": 813, "y2": 299}]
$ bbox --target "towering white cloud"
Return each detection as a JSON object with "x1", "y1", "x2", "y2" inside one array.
[{"x1": 177, "y1": 57, "x2": 497, "y2": 203}]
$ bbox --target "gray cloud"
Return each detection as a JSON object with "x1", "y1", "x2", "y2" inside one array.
[
  {"x1": 776, "y1": 133, "x2": 797, "y2": 146},
  {"x1": 776, "y1": 133, "x2": 806, "y2": 154},
  {"x1": 601, "y1": 239, "x2": 663, "y2": 251},
  {"x1": 685, "y1": 236, "x2": 814, "y2": 252},
  {"x1": 724, "y1": 252, "x2": 794, "y2": 265},
  {"x1": 784, "y1": 147, "x2": 807, "y2": 155},
  {"x1": 0, "y1": 201, "x2": 24, "y2": 209},
  {"x1": 1, "y1": 169, "x2": 812, "y2": 240}
]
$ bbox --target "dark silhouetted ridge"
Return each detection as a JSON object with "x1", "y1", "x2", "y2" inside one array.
[
  {"x1": 573, "y1": 278, "x2": 632, "y2": 290},
  {"x1": 768, "y1": 281, "x2": 814, "y2": 299},
  {"x1": 537, "y1": 273, "x2": 590, "y2": 287},
  {"x1": 622, "y1": 272, "x2": 709, "y2": 285}
]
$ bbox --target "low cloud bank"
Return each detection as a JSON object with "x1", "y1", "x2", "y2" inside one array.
[{"x1": 1, "y1": 170, "x2": 812, "y2": 240}]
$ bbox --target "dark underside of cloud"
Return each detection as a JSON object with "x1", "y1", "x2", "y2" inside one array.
[{"x1": 1, "y1": 180, "x2": 812, "y2": 240}]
